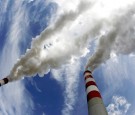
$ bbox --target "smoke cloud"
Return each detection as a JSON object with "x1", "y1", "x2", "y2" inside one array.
[
  {"x1": 8, "y1": 0, "x2": 92, "y2": 81},
  {"x1": 6, "y1": 0, "x2": 135, "y2": 82},
  {"x1": 86, "y1": 3, "x2": 135, "y2": 71}
]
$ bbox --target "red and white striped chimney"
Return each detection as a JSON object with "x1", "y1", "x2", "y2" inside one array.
[{"x1": 84, "y1": 68, "x2": 108, "y2": 115}]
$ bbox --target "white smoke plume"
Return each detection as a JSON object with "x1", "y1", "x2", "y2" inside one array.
[
  {"x1": 5, "y1": 0, "x2": 135, "y2": 82},
  {"x1": 8, "y1": 0, "x2": 92, "y2": 81},
  {"x1": 86, "y1": 3, "x2": 135, "y2": 71}
]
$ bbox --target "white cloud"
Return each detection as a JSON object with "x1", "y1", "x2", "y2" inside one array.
[
  {"x1": 107, "y1": 96, "x2": 131, "y2": 115},
  {"x1": 0, "y1": 1, "x2": 9, "y2": 27},
  {"x1": 51, "y1": 59, "x2": 81, "y2": 115},
  {"x1": 42, "y1": 112, "x2": 46, "y2": 115},
  {"x1": 101, "y1": 55, "x2": 129, "y2": 95},
  {"x1": 62, "y1": 61, "x2": 81, "y2": 115},
  {"x1": 51, "y1": 67, "x2": 65, "y2": 85},
  {"x1": 0, "y1": 1, "x2": 33, "y2": 115}
]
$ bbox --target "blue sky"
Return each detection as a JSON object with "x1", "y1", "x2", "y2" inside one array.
[{"x1": 0, "y1": 0, "x2": 135, "y2": 115}]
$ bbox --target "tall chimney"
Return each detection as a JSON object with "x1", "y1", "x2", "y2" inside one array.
[
  {"x1": 84, "y1": 67, "x2": 108, "y2": 115},
  {"x1": 0, "y1": 77, "x2": 9, "y2": 87}
]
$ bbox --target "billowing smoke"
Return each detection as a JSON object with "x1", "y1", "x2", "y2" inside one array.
[
  {"x1": 8, "y1": 0, "x2": 92, "y2": 81},
  {"x1": 6, "y1": 0, "x2": 135, "y2": 82},
  {"x1": 86, "y1": 2, "x2": 135, "y2": 71}
]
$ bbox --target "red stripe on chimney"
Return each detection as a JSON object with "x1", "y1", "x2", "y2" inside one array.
[{"x1": 87, "y1": 91, "x2": 101, "y2": 101}]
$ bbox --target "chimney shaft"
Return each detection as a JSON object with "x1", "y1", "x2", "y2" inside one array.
[{"x1": 84, "y1": 69, "x2": 108, "y2": 115}]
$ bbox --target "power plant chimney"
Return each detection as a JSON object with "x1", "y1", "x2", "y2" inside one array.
[
  {"x1": 84, "y1": 67, "x2": 108, "y2": 115},
  {"x1": 0, "y1": 77, "x2": 9, "y2": 87}
]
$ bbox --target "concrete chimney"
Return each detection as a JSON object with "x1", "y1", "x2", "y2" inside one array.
[{"x1": 84, "y1": 67, "x2": 108, "y2": 115}]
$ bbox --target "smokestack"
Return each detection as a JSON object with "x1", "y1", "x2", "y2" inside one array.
[
  {"x1": 0, "y1": 77, "x2": 9, "y2": 87},
  {"x1": 84, "y1": 67, "x2": 108, "y2": 115}
]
